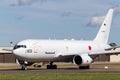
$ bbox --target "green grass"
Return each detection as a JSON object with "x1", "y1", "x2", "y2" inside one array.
[{"x1": 0, "y1": 72, "x2": 120, "y2": 80}]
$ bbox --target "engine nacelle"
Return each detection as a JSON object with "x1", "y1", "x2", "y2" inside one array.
[
  {"x1": 16, "y1": 59, "x2": 34, "y2": 66},
  {"x1": 73, "y1": 54, "x2": 93, "y2": 65}
]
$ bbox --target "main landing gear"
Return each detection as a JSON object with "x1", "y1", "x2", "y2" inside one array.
[{"x1": 47, "y1": 62, "x2": 57, "y2": 69}]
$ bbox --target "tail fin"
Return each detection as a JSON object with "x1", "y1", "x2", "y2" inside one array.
[{"x1": 94, "y1": 9, "x2": 114, "y2": 44}]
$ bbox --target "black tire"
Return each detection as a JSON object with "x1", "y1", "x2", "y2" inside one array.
[
  {"x1": 21, "y1": 65, "x2": 27, "y2": 70},
  {"x1": 52, "y1": 65, "x2": 57, "y2": 69},
  {"x1": 47, "y1": 65, "x2": 51, "y2": 69},
  {"x1": 47, "y1": 65, "x2": 57, "y2": 69},
  {"x1": 79, "y1": 65, "x2": 90, "y2": 69}
]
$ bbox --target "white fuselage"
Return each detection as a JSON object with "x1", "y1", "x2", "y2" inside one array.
[
  {"x1": 11, "y1": 9, "x2": 114, "y2": 69},
  {"x1": 13, "y1": 39, "x2": 109, "y2": 62}
]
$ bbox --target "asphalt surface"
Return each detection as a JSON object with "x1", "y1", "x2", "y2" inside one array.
[
  {"x1": 0, "y1": 69, "x2": 118, "y2": 73},
  {"x1": 0, "y1": 63, "x2": 120, "y2": 73}
]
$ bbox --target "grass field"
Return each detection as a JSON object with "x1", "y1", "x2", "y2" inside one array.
[{"x1": 0, "y1": 72, "x2": 120, "y2": 80}]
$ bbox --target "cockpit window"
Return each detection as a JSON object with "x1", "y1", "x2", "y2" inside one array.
[{"x1": 13, "y1": 45, "x2": 27, "y2": 50}]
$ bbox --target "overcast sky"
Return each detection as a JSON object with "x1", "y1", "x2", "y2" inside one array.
[{"x1": 0, "y1": 0, "x2": 120, "y2": 46}]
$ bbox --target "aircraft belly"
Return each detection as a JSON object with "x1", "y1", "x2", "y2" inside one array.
[{"x1": 15, "y1": 53, "x2": 73, "y2": 62}]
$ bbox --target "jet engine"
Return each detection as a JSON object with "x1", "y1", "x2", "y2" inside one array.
[{"x1": 73, "y1": 54, "x2": 93, "y2": 65}]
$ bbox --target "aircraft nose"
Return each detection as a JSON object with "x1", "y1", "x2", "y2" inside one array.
[
  {"x1": 13, "y1": 48, "x2": 25, "y2": 57},
  {"x1": 13, "y1": 49, "x2": 19, "y2": 55}
]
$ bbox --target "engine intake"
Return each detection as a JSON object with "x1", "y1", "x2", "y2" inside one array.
[{"x1": 73, "y1": 54, "x2": 93, "y2": 65}]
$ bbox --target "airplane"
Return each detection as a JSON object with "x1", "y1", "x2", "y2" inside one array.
[{"x1": 8, "y1": 9, "x2": 120, "y2": 70}]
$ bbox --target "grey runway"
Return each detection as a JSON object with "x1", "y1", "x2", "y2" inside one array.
[
  {"x1": 0, "y1": 68, "x2": 120, "y2": 73},
  {"x1": 0, "y1": 63, "x2": 120, "y2": 73}
]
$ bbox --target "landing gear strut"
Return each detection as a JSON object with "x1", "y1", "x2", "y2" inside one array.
[
  {"x1": 47, "y1": 62, "x2": 57, "y2": 69},
  {"x1": 21, "y1": 64, "x2": 27, "y2": 70}
]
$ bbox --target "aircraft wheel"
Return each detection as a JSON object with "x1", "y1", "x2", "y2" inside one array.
[
  {"x1": 21, "y1": 65, "x2": 27, "y2": 70},
  {"x1": 79, "y1": 65, "x2": 90, "y2": 69},
  {"x1": 47, "y1": 65, "x2": 57, "y2": 69}
]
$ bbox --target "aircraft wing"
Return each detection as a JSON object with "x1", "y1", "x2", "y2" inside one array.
[
  {"x1": 89, "y1": 50, "x2": 120, "y2": 55},
  {"x1": 55, "y1": 50, "x2": 120, "y2": 58},
  {"x1": 105, "y1": 46, "x2": 120, "y2": 50},
  {"x1": 54, "y1": 50, "x2": 120, "y2": 63}
]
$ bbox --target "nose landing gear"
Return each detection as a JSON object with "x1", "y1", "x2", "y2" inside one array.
[{"x1": 21, "y1": 64, "x2": 27, "y2": 70}]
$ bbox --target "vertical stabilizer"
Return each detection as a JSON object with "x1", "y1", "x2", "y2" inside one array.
[{"x1": 94, "y1": 9, "x2": 114, "y2": 44}]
